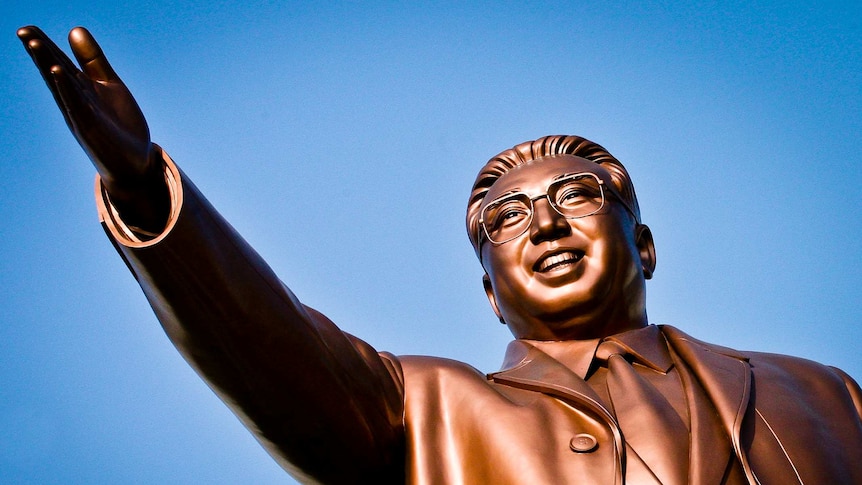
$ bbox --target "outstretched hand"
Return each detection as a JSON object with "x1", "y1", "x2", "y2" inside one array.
[{"x1": 18, "y1": 26, "x2": 169, "y2": 233}]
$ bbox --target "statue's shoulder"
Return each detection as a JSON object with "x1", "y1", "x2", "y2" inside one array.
[
  {"x1": 395, "y1": 354, "x2": 503, "y2": 395},
  {"x1": 659, "y1": 325, "x2": 855, "y2": 388},
  {"x1": 397, "y1": 354, "x2": 485, "y2": 377},
  {"x1": 659, "y1": 324, "x2": 747, "y2": 359}
]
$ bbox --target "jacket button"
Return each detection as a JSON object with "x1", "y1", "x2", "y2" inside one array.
[{"x1": 569, "y1": 433, "x2": 598, "y2": 453}]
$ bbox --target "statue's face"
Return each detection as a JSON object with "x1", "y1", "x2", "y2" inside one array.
[{"x1": 479, "y1": 155, "x2": 654, "y2": 340}]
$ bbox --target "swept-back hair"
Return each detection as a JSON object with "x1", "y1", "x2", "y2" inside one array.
[{"x1": 466, "y1": 135, "x2": 641, "y2": 255}]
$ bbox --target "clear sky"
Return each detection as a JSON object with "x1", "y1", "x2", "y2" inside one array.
[{"x1": 2, "y1": 1, "x2": 860, "y2": 483}]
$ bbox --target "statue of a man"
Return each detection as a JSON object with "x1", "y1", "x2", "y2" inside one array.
[{"x1": 19, "y1": 26, "x2": 862, "y2": 484}]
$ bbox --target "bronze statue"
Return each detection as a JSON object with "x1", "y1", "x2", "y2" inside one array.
[{"x1": 18, "y1": 26, "x2": 862, "y2": 484}]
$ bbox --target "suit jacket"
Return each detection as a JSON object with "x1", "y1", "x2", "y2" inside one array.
[{"x1": 96, "y1": 151, "x2": 862, "y2": 484}]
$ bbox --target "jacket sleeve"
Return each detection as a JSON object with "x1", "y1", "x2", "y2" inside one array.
[{"x1": 96, "y1": 147, "x2": 405, "y2": 484}]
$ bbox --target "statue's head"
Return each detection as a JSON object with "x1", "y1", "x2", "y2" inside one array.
[{"x1": 466, "y1": 135, "x2": 656, "y2": 340}]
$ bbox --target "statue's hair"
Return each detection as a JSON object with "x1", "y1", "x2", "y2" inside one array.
[{"x1": 466, "y1": 135, "x2": 641, "y2": 255}]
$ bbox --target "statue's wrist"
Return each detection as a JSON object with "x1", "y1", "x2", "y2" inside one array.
[{"x1": 102, "y1": 145, "x2": 170, "y2": 233}]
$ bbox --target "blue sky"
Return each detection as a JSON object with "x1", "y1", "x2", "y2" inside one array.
[{"x1": 2, "y1": 1, "x2": 860, "y2": 483}]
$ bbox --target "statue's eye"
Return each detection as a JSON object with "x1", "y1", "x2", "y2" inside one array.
[
  {"x1": 501, "y1": 207, "x2": 525, "y2": 220},
  {"x1": 554, "y1": 178, "x2": 601, "y2": 210},
  {"x1": 486, "y1": 198, "x2": 530, "y2": 234}
]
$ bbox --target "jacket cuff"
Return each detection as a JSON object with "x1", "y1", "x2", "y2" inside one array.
[{"x1": 95, "y1": 144, "x2": 183, "y2": 248}]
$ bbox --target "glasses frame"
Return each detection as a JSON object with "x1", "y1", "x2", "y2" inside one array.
[{"x1": 478, "y1": 171, "x2": 624, "y2": 246}]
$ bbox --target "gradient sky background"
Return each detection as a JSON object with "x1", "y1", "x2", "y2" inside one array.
[{"x1": 2, "y1": 1, "x2": 860, "y2": 483}]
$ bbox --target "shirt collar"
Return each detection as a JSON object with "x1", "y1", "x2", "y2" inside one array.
[
  {"x1": 518, "y1": 325, "x2": 673, "y2": 379},
  {"x1": 521, "y1": 337, "x2": 600, "y2": 380},
  {"x1": 600, "y1": 324, "x2": 673, "y2": 374}
]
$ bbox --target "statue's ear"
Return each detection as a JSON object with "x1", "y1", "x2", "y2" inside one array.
[
  {"x1": 636, "y1": 224, "x2": 656, "y2": 280},
  {"x1": 483, "y1": 274, "x2": 505, "y2": 323}
]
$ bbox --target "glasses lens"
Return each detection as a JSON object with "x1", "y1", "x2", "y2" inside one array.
[
  {"x1": 482, "y1": 194, "x2": 532, "y2": 244},
  {"x1": 550, "y1": 174, "x2": 604, "y2": 218}
]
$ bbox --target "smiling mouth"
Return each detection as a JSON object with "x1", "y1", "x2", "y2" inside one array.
[{"x1": 535, "y1": 250, "x2": 585, "y2": 273}]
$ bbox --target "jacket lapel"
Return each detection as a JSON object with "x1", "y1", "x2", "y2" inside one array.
[
  {"x1": 667, "y1": 338, "x2": 734, "y2": 485},
  {"x1": 661, "y1": 326, "x2": 759, "y2": 483}
]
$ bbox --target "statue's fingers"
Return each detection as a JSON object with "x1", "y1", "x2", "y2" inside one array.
[
  {"x1": 21, "y1": 38, "x2": 55, "y2": 86},
  {"x1": 17, "y1": 26, "x2": 80, "y2": 77},
  {"x1": 69, "y1": 27, "x2": 119, "y2": 82},
  {"x1": 50, "y1": 65, "x2": 94, "y2": 135},
  {"x1": 24, "y1": 38, "x2": 79, "y2": 109},
  {"x1": 16, "y1": 25, "x2": 46, "y2": 45}
]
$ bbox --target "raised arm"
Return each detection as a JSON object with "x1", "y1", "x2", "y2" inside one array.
[{"x1": 19, "y1": 27, "x2": 405, "y2": 483}]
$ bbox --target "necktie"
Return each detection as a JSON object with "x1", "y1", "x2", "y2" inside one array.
[{"x1": 596, "y1": 340, "x2": 689, "y2": 485}]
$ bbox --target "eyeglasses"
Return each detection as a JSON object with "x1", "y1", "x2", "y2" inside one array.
[{"x1": 478, "y1": 172, "x2": 623, "y2": 246}]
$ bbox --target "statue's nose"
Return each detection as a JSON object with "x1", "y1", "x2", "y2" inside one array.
[{"x1": 529, "y1": 197, "x2": 570, "y2": 244}]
